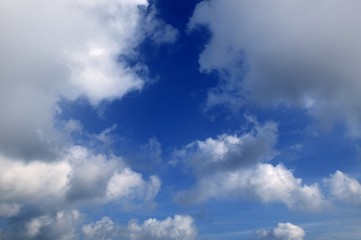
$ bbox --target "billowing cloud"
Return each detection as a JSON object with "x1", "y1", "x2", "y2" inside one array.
[
  {"x1": 175, "y1": 163, "x2": 326, "y2": 211},
  {"x1": 190, "y1": 0, "x2": 361, "y2": 136},
  {"x1": 325, "y1": 171, "x2": 361, "y2": 205},
  {"x1": 25, "y1": 210, "x2": 81, "y2": 240},
  {"x1": 82, "y1": 214, "x2": 198, "y2": 240},
  {"x1": 173, "y1": 121, "x2": 327, "y2": 211},
  {"x1": 256, "y1": 222, "x2": 305, "y2": 240},
  {"x1": 172, "y1": 120, "x2": 278, "y2": 175},
  {"x1": 0, "y1": 0, "x2": 177, "y2": 160},
  {"x1": 0, "y1": 146, "x2": 160, "y2": 211}
]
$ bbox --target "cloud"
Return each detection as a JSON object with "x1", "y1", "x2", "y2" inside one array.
[
  {"x1": 173, "y1": 121, "x2": 326, "y2": 211},
  {"x1": 325, "y1": 171, "x2": 361, "y2": 205},
  {"x1": 25, "y1": 210, "x2": 81, "y2": 240},
  {"x1": 172, "y1": 120, "x2": 278, "y2": 175},
  {"x1": 82, "y1": 215, "x2": 197, "y2": 240},
  {"x1": 0, "y1": 0, "x2": 177, "y2": 160},
  {"x1": 0, "y1": 203, "x2": 21, "y2": 217},
  {"x1": 1, "y1": 210, "x2": 197, "y2": 240},
  {"x1": 256, "y1": 222, "x2": 305, "y2": 240},
  {"x1": 190, "y1": 0, "x2": 361, "y2": 136},
  {"x1": 0, "y1": 146, "x2": 160, "y2": 210},
  {"x1": 175, "y1": 163, "x2": 326, "y2": 211}
]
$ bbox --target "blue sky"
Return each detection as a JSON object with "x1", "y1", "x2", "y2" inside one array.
[{"x1": 0, "y1": 0, "x2": 361, "y2": 239}]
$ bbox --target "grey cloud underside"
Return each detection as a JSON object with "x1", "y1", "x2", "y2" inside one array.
[{"x1": 190, "y1": 0, "x2": 361, "y2": 136}]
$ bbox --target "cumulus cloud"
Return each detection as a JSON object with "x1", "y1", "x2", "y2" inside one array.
[
  {"x1": 173, "y1": 121, "x2": 327, "y2": 210},
  {"x1": 190, "y1": 0, "x2": 361, "y2": 136},
  {"x1": 175, "y1": 163, "x2": 326, "y2": 211},
  {"x1": 82, "y1": 215, "x2": 197, "y2": 240},
  {"x1": 25, "y1": 210, "x2": 81, "y2": 240},
  {"x1": 0, "y1": 0, "x2": 177, "y2": 160},
  {"x1": 256, "y1": 222, "x2": 305, "y2": 240},
  {"x1": 325, "y1": 171, "x2": 361, "y2": 205},
  {"x1": 0, "y1": 146, "x2": 160, "y2": 210},
  {"x1": 172, "y1": 120, "x2": 278, "y2": 175}
]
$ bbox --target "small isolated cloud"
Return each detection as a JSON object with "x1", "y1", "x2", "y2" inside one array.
[
  {"x1": 82, "y1": 215, "x2": 197, "y2": 240},
  {"x1": 190, "y1": 0, "x2": 361, "y2": 136},
  {"x1": 324, "y1": 171, "x2": 361, "y2": 205},
  {"x1": 174, "y1": 121, "x2": 327, "y2": 211},
  {"x1": 256, "y1": 222, "x2": 305, "y2": 240}
]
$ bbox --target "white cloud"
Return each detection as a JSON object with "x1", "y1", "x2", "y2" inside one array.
[
  {"x1": 256, "y1": 222, "x2": 305, "y2": 240},
  {"x1": 0, "y1": 145, "x2": 160, "y2": 209},
  {"x1": 25, "y1": 210, "x2": 81, "y2": 239},
  {"x1": 172, "y1": 120, "x2": 278, "y2": 174},
  {"x1": 325, "y1": 171, "x2": 361, "y2": 205},
  {"x1": 0, "y1": 0, "x2": 177, "y2": 160},
  {"x1": 0, "y1": 154, "x2": 71, "y2": 203},
  {"x1": 83, "y1": 215, "x2": 198, "y2": 240},
  {"x1": 175, "y1": 163, "x2": 326, "y2": 211},
  {"x1": 106, "y1": 168, "x2": 161, "y2": 203},
  {"x1": 173, "y1": 121, "x2": 326, "y2": 210},
  {"x1": 190, "y1": 0, "x2": 361, "y2": 136}
]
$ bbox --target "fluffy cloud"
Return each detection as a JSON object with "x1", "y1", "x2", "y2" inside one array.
[
  {"x1": 0, "y1": 146, "x2": 160, "y2": 211},
  {"x1": 172, "y1": 120, "x2": 278, "y2": 175},
  {"x1": 175, "y1": 163, "x2": 326, "y2": 211},
  {"x1": 325, "y1": 171, "x2": 361, "y2": 205},
  {"x1": 190, "y1": 0, "x2": 361, "y2": 136},
  {"x1": 173, "y1": 121, "x2": 326, "y2": 211},
  {"x1": 0, "y1": 0, "x2": 177, "y2": 160},
  {"x1": 256, "y1": 222, "x2": 305, "y2": 240},
  {"x1": 82, "y1": 215, "x2": 198, "y2": 240},
  {"x1": 25, "y1": 210, "x2": 81, "y2": 240},
  {"x1": 1, "y1": 211, "x2": 197, "y2": 240}
]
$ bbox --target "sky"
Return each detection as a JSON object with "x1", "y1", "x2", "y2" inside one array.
[{"x1": 0, "y1": 0, "x2": 361, "y2": 239}]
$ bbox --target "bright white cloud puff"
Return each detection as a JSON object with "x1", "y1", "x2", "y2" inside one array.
[{"x1": 256, "y1": 222, "x2": 305, "y2": 240}]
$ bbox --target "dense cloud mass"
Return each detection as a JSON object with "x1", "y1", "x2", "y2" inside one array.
[
  {"x1": 190, "y1": 0, "x2": 361, "y2": 136},
  {"x1": 0, "y1": 0, "x2": 176, "y2": 160},
  {"x1": 256, "y1": 222, "x2": 305, "y2": 240}
]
